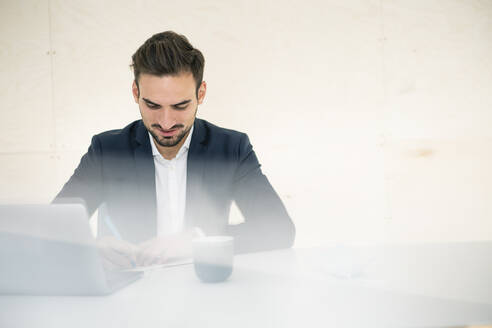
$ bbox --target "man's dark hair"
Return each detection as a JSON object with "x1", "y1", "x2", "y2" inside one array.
[{"x1": 131, "y1": 31, "x2": 205, "y2": 96}]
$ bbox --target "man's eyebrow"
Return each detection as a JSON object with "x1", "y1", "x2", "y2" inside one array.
[
  {"x1": 142, "y1": 98, "x2": 161, "y2": 107},
  {"x1": 142, "y1": 98, "x2": 192, "y2": 107},
  {"x1": 172, "y1": 99, "x2": 192, "y2": 107}
]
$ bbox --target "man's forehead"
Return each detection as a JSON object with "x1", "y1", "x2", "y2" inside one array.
[{"x1": 138, "y1": 72, "x2": 195, "y2": 103}]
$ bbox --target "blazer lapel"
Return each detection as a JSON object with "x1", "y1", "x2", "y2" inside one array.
[
  {"x1": 131, "y1": 119, "x2": 208, "y2": 236},
  {"x1": 185, "y1": 119, "x2": 208, "y2": 230},
  {"x1": 134, "y1": 121, "x2": 157, "y2": 239}
]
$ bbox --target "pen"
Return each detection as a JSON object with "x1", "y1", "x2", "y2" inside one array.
[{"x1": 102, "y1": 205, "x2": 136, "y2": 268}]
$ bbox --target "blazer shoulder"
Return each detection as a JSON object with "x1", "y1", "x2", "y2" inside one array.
[
  {"x1": 197, "y1": 118, "x2": 248, "y2": 145},
  {"x1": 91, "y1": 120, "x2": 142, "y2": 150}
]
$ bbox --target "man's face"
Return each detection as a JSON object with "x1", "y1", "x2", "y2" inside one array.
[{"x1": 132, "y1": 72, "x2": 206, "y2": 149}]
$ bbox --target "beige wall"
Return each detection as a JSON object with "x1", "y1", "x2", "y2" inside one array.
[{"x1": 1, "y1": 0, "x2": 491, "y2": 246}]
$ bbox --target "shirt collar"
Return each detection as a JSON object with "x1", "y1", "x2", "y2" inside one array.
[{"x1": 149, "y1": 125, "x2": 194, "y2": 160}]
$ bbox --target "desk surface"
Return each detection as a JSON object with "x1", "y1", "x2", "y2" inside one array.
[{"x1": 1, "y1": 243, "x2": 492, "y2": 328}]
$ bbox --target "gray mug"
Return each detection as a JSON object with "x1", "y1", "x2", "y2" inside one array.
[{"x1": 192, "y1": 236, "x2": 234, "y2": 283}]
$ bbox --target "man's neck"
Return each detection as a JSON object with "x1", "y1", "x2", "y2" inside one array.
[
  {"x1": 154, "y1": 130, "x2": 190, "y2": 160},
  {"x1": 156, "y1": 144, "x2": 179, "y2": 160}
]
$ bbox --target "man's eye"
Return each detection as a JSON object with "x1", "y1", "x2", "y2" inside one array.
[
  {"x1": 174, "y1": 105, "x2": 188, "y2": 110},
  {"x1": 146, "y1": 103, "x2": 159, "y2": 109}
]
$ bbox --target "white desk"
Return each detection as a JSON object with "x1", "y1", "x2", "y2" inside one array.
[{"x1": 1, "y1": 243, "x2": 492, "y2": 328}]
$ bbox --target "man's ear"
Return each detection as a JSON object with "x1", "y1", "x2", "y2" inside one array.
[
  {"x1": 197, "y1": 81, "x2": 207, "y2": 105},
  {"x1": 132, "y1": 80, "x2": 139, "y2": 103}
]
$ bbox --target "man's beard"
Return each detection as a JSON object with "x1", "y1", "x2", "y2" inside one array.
[{"x1": 148, "y1": 124, "x2": 191, "y2": 147}]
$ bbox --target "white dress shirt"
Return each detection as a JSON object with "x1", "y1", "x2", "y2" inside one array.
[{"x1": 149, "y1": 126, "x2": 193, "y2": 236}]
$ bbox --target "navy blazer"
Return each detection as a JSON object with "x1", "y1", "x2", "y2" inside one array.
[{"x1": 55, "y1": 118, "x2": 295, "y2": 253}]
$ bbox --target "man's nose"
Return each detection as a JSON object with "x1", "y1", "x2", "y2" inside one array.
[{"x1": 157, "y1": 108, "x2": 176, "y2": 130}]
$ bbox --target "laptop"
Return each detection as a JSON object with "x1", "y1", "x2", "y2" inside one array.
[{"x1": 0, "y1": 204, "x2": 143, "y2": 295}]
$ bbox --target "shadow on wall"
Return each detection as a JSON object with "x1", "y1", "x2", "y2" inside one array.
[{"x1": 383, "y1": 137, "x2": 492, "y2": 242}]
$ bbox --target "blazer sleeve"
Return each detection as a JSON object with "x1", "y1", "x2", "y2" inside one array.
[
  {"x1": 52, "y1": 135, "x2": 104, "y2": 217},
  {"x1": 226, "y1": 134, "x2": 296, "y2": 253}
]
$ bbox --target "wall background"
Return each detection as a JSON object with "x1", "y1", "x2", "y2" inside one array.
[{"x1": 1, "y1": 0, "x2": 491, "y2": 247}]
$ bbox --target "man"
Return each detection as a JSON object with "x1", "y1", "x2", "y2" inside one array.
[{"x1": 55, "y1": 31, "x2": 295, "y2": 269}]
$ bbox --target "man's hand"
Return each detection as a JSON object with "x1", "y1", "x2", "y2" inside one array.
[
  {"x1": 96, "y1": 236, "x2": 138, "y2": 271},
  {"x1": 137, "y1": 232, "x2": 193, "y2": 267}
]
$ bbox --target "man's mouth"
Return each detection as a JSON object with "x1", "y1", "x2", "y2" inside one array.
[
  {"x1": 157, "y1": 128, "x2": 178, "y2": 137},
  {"x1": 154, "y1": 126, "x2": 181, "y2": 137}
]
